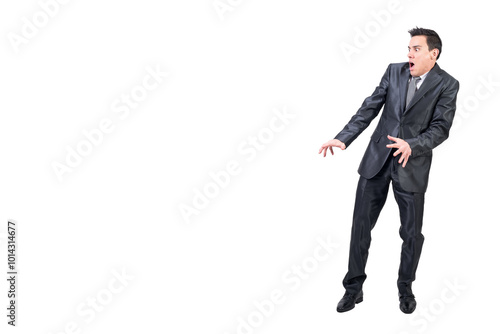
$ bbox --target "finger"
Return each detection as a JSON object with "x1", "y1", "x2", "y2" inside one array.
[
  {"x1": 386, "y1": 144, "x2": 398, "y2": 148},
  {"x1": 329, "y1": 147, "x2": 334, "y2": 155},
  {"x1": 393, "y1": 149, "x2": 401, "y2": 156},
  {"x1": 402, "y1": 155, "x2": 409, "y2": 168},
  {"x1": 402, "y1": 151, "x2": 411, "y2": 166},
  {"x1": 387, "y1": 135, "x2": 397, "y2": 142}
]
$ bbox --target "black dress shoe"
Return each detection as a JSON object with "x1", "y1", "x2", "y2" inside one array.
[
  {"x1": 399, "y1": 295, "x2": 417, "y2": 314},
  {"x1": 337, "y1": 291, "x2": 363, "y2": 313}
]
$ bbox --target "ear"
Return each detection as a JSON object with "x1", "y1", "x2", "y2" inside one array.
[{"x1": 433, "y1": 48, "x2": 439, "y2": 59}]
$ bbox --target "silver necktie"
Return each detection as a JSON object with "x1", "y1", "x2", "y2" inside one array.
[{"x1": 406, "y1": 76, "x2": 421, "y2": 108}]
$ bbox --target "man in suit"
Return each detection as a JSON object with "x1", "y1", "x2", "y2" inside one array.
[{"x1": 318, "y1": 27, "x2": 459, "y2": 314}]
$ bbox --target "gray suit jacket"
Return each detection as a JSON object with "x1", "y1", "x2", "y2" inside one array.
[{"x1": 335, "y1": 62, "x2": 459, "y2": 193}]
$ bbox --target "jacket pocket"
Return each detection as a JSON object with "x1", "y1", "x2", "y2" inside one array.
[{"x1": 371, "y1": 129, "x2": 383, "y2": 143}]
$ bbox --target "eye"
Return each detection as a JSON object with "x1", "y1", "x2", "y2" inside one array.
[{"x1": 415, "y1": 48, "x2": 420, "y2": 52}]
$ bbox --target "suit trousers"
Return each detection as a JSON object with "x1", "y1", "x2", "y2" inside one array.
[{"x1": 342, "y1": 151, "x2": 425, "y2": 296}]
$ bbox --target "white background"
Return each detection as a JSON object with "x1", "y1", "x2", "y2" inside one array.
[{"x1": 1, "y1": 0, "x2": 498, "y2": 333}]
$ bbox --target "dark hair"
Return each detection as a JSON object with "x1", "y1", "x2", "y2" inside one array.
[{"x1": 408, "y1": 27, "x2": 442, "y2": 60}]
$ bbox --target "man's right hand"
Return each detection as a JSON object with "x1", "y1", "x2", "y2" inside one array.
[{"x1": 318, "y1": 139, "x2": 346, "y2": 157}]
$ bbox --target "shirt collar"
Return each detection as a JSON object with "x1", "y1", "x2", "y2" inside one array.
[
  {"x1": 418, "y1": 70, "x2": 430, "y2": 82},
  {"x1": 411, "y1": 70, "x2": 430, "y2": 83}
]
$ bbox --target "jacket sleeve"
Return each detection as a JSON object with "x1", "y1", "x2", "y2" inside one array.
[
  {"x1": 405, "y1": 79, "x2": 459, "y2": 157},
  {"x1": 334, "y1": 64, "x2": 390, "y2": 148}
]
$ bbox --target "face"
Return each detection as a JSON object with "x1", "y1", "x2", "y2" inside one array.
[{"x1": 407, "y1": 35, "x2": 438, "y2": 77}]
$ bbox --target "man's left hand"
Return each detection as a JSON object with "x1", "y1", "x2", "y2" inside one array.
[{"x1": 386, "y1": 135, "x2": 412, "y2": 168}]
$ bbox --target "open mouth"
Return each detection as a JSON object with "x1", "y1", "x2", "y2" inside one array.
[{"x1": 409, "y1": 61, "x2": 415, "y2": 70}]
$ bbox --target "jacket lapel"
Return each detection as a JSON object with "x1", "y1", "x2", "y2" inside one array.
[{"x1": 405, "y1": 63, "x2": 443, "y2": 112}]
